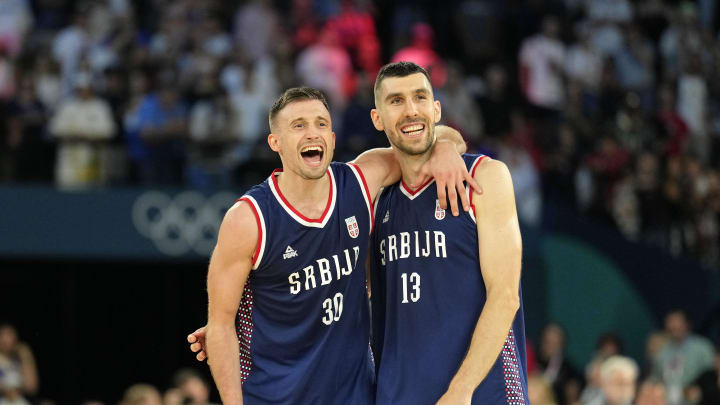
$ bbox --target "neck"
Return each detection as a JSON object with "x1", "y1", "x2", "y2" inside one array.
[
  {"x1": 395, "y1": 147, "x2": 432, "y2": 189},
  {"x1": 276, "y1": 167, "x2": 329, "y2": 206}
]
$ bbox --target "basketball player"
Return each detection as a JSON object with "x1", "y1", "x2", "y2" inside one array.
[
  {"x1": 201, "y1": 86, "x2": 477, "y2": 404},
  {"x1": 368, "y1": 62, "x2": 528, "y2": 404}
]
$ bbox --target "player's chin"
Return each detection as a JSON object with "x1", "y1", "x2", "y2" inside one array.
[{"x1": 299, "y1": 162, "x2": 329, "y2": 179}]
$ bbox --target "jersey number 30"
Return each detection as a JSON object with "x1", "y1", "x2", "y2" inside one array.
[
  {"x1": 401, "y1": 272, "x2": 420, "y2": 303},
  {"x1": 322, "y1": 292, "x2": 344, "y2": 325}
]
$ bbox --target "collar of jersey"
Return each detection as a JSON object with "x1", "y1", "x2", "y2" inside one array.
[
  {"x1": 400, "y1": 177, "x2": 435, "y2": 200},
  {"x1": 268, "y1": 167, "x2": 337, "y2": 228}
]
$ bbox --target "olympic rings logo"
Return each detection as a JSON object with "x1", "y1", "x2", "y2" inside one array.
[{"x1": 132, "y1": 191, "x2": 237, "y2": 256}]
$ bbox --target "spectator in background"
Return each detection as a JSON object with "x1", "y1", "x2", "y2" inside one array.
[
  {"x1": 498, "y1": 136, "x2": 542, "y2": 226},
  {"x1": 580, "y1": 334, "x2": 625, "y2": 405},
  {"x1": 653, "y1": 310, "x2": 716, "y2": 405},
  {"x1": 686, "y1": 344, "x2": 720, "y2": 405},
  {"x1": 149, "y1": 3, "x2": 189, "y2": 65},
  {"x1": 0, "y1": 324, "x2": 38, "y2": 400},
  {"x1": 634, "y1": 151, "x2": 667, "y2": 247},
  {"x1": 120, "y1": 384, "x2": 163, "y2": 405},
  {"x1": 585, "y1": 356, "x2": 639, "y2": 405},
  {"x1": 233, "y1": 0, "x2": 279, "y2": 61},
  {"x1": 529, "y1": 374, "x2": 559, "y2": 405},
  {"x1": 171, "y1": 369, "x2": 218, "y2": 405},
  {"x1": 52, "y1": 4, "x2": 90, "y2": 98},
  {"x1": 435, "y1": 61, "x2": 483, "y2": 144},
  {"x1": 538, "y1": 323, "x2": 584, "y2": 405},
  {"x1": 325, "y1": 0, "x2": 381, "y2": 78},
  {"x1": 6, "y1": 77, "x2": 53, "y2": 183},
  {"x1": 391, "y1": 22, "x2": 447, "y2": 88},
  {"x1": 659, "y1": 3, "x2": 702, "y2": 80},
  {"x1": 656, "y1": 83, "x2": 689, "y2": 157},
  {"x1": 635, "y1": 380, "x2": 666, "y2": 405},
  {"x1": 613, "y1": 24, "x2": 655, "y2": 107},
  {"x1": 31, "y1": 53, "x2": 62, "y2": 113},
  {"x1": 565, "y1": 23, "x2": 604, "y2": 94},
  {"x1": 519, "y1": 15, "x2": 566, "y2": 115},
  {"x1": 125, "y1": 73, "x2": 187, "y2": 185},
  {"x1": 338, "y1": 72, "x2": 383, "y2": 162},
  {"x1": 0, "y1": 0, "x2": 33, "y2": 57},
  {"x1": 0, "y1": 45, "x2": 15, "y2": 102},
  {"x1": 296, "y1": 26, "x2": 353, "y2": 121},
  {"x1": 49, "y1": 72, "x2": 116, "y2": 189},
  {"x1": 676, "y1": 54, "x2": 710, "y2": 163},
  {"x1": 476, "y1": 63, "x2": 515, "y2": 139},
  {"x1": 187, "y1": 89, "x2": 240, "y2": 191}
]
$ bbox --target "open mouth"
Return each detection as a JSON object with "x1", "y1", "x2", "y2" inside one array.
[
  {"x1": 400, "y1": 122, "x2": 426, "y2": 138},
  {"x1": 300, "y1": 145, "x2": 324, "y2": 166}
]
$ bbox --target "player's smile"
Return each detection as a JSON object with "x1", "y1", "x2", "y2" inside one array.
[
  {"x1": 398, "y1": 119, "x2": 427, "y2": 139},
  {"x1": 299, "y1": 143, "x2": 325, "y2": 167}
]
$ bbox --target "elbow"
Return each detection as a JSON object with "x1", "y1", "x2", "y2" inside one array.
[{"x1": 488, "y1": 288, "x2": 520, "y2": 315}]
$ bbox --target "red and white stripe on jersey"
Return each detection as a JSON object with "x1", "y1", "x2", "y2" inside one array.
[
  {"x1": 399, "y1": 177, "x2": 435, "y2": 200},
  {"x1": 466, "y1": 155, "x2": 487, "y2": 223},
  {"x1": 268, "y1": 168, "x2": 337, "y2": 228},
  {"x1": 238, "y1": 195, "x2": 267, "y2": 270},
  {"x1": 347, "y1": 162, "x2": 374, "y2": 235}
]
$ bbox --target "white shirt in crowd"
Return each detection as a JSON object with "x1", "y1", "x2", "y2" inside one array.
[{"x1": 519, "y1": 34, "x2": 566, "y2": 109}]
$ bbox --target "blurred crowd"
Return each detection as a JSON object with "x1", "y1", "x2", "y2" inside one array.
[
  {"x1": 2, "y1": 310, "x2": 718, "y2": 405},
  {"x1": 526, "y1": 310, "x2": 718, "y2": 405},
  {"x1": 1, "y1": 0, "x2": 720, "y2": 265}
]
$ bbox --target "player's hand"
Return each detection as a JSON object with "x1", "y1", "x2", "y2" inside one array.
[
  {"x1": 187, "y1": 326, "x2": 208, "y2": 361},
  {"x1": 416, "y1": 140, "x2": 482, "y2": 216},
  {"x1": 435, "y1": 388, "x2": 472, "y2": 405}
]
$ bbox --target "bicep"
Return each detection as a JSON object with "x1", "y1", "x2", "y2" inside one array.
[
  {"x1": 207, "y1": 203, "x2": 258, "y2": 324},
  {"x1": 473, "y1": 161, "x2": 522, "y2": 291},
  {"x1": 351, "y1": 147, "x2": 400, "y2": 200}
]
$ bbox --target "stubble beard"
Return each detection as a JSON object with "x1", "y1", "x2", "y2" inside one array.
[{"x1": 388, "y1": 124, "x2": 435, "y2": 156}]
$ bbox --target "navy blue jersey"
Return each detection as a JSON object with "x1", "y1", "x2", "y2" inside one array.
[
  {"x1": 236, "y1": 162, "x2": 375, "y2": 405},
  {"x1": 370, "y1": 154, "x2": 529, "y2": 405}
]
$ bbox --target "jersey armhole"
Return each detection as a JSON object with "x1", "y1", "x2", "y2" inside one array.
[
  {"x1": 347, "y1": 162, "x2": 375, "y2": 235},
  {"x1": 238, "y1": 196, "x2": 266, "y2": 270},
  {"x1": 466, "y1": 155, "x2": 488, "y2": 223}
]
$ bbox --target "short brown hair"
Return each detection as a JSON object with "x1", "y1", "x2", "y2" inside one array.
[
  {"x1": 374, "y1": 61, "x2": 432, "y2": 98},
  {"x1": 269, "y1": 87, "x2": 330, "y2": 131}
]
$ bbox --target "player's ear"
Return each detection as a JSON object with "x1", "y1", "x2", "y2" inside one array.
[
  {"x1": 370, "y1": 109, "x2": 384, "y2": 131},
  {"x1": 433, "y1": 100, "x2": 441, "y2": 124},
  {"x1": 331, "y1": 131, "x2": 336, "y2": 150},
  {"x1": 268, "y1": 133, "x2": 280, "y2": 152}
]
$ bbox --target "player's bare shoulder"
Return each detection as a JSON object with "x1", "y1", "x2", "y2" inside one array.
[
  {"x1": 471, "y1": 157, "x2": 516, "y2": 217},
  {"x1": 214, "y1": 200, "x2": 259, "y2": 261},
  {"x1": 473, "y1": 157, "x2": 512, "y2": 186}
]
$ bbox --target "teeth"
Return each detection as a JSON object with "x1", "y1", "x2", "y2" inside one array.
[
  {"x1": 301, "y1": 146, "x2": 323, "y2": 153},
  {"x1": 402, "y1": 124, "x2": 424, "y2": 133}
]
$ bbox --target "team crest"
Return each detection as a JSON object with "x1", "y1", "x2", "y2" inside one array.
[
  {"x1": 435, "y1": 200, "x2": 446, "y2": 220},
  {"x1": 345, "y1": 216, "x2": 360, "y2": 238}
]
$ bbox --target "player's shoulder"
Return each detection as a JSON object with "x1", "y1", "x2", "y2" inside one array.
[
  {"x1": 472, "y1": 156, "x2": 509, "y2": 180},
  {"x1": 223, "y1": 199, "x2": 259, "y2": 234},
  {"x1": 471, "y1": 157, "x2": 513, "y2": 196}
]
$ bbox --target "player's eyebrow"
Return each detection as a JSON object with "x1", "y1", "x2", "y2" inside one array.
[{"x1": 384, "y1": 88, "x2": 429, "y2": 102}]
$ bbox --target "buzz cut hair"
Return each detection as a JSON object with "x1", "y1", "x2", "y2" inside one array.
[
  {"x1": 373, "y1": 61, "x2": 432, "y2": 100},
  {"x1": 268, "y1": 87, "x2": 330, "y2": 131}
]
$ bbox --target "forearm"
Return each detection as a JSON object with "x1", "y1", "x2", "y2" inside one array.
[
  {"x1": 207, "y1": 323, "x2": 244, "y2": 405},
  {"x1": 435, "y1": 125, "x2": 467, "y2": 154},
  {"x1": 447, "y1": 292, "x2": 519, "y2": 394}
]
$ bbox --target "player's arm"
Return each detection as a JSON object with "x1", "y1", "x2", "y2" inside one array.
[
  {"x1": 436, "y1": 159, "x2": 522, "y2": 405},
  {"x1": 351, "y1": 125, "x2": 480, "y2": 215},
  {"x1": 205, "y1": 201, "x2": 258, "y2": 405}
]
